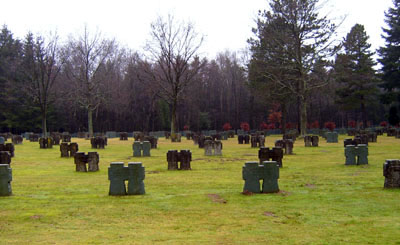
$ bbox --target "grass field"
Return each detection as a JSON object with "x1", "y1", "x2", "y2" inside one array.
[{"x1": 0, "y1": 135, "x2": 399, "y2": 244}]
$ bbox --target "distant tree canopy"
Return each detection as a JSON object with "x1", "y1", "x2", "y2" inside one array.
[{"x1": 0, "y1": 1, "x2": 395, "y2": 133}]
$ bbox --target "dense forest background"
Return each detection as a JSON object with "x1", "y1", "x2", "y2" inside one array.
[{"x1": 0, "y1": 0, "x2": 399, "y2": 135}]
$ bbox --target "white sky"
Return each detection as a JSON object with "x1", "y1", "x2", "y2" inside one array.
[{"x1": 0, "y1": 0, "x2": 394, "y2": 59}]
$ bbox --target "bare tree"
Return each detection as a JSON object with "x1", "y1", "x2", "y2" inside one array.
[
  {"x1": 23, "y1": 32, "x2": 64, "y2": 136},
  {"x1": 143, "y1": 15, "x2": 204, "y2": 139},
  {"x1": 64, "y1": 26, "x2": 115, "y2": 136}
]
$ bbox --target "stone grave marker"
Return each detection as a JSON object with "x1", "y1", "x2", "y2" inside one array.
[
  {"x1": 0, "y1": 152, "x2": 11, "y2": 165},
  {"x1": 260, "y1": 161, "x2": 280, "y2": 193},
  {"x1": 383, "y1": 160, "x2": 400, "y2": 188},
  {"x1": 0, "y1": 164, "x2": 12, "y2": 196},
  {"x1": 0, "y1": 143, "x2": 14, "y2": 157},
  {"x1": 74, "y1": 152, "x2": 99, "y2": 172},
  {"x1": 166, "y1": 150, "x2": 192, "y2": 170},
  {"x1": 11, "y1": 135, "x2": 23, "y2": 145},
  {"x1": 345, "y1": 144, "x2": 368, "y2": 165},
  {"x1": 108, "y1": 162, "x2": 145, "y2": 196},
  {"x1": 119, "y1": 132, "x2": 128, "y2": 140},
  {"x1": 127, "y1": 162, "x2": 145, "y2": 195},
  {"x1": 258, "y1": 147, "x2": 283, "y2": 168},
  {"x1": 242, "y1": 162, "x2": 262, "y2": 193},
  {"x1": 275, "y1": 139, "x2": 293, "y2": 155}
]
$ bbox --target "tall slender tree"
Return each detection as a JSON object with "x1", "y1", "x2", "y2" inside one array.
[
  {"x1": 379, "y1": 0, "x2": 400, "y2": 125},
  {"x1": 248, "y1": 0, "x2": 338, "y2": 136},
  {"x1": 334, "y1": 24, "x2": 379, "y2": 128}
]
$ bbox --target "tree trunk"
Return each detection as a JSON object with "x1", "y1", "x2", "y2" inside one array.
[
  {"x1": 42, "y1": 109, "x2": 47, "y2": 137},
  {"x1": 361, "y1": 98, "x2": 367, "y2": 129},
  {"x1": 281, "y1": 102, "x2": 287, "y2": 135},
  {"x1": 88, "y1": 109, "x2": 94, "y2": 137},
  {"x1": 300, "y1": 96, "x2": 307, "y2": 137},
  {"x1": 171, "y1": 98, "x2": 177, "y2": 136}
]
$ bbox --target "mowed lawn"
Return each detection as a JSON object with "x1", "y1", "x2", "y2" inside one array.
[{"x1": 0, "y1": 135, "x2": 399, "y2": 244}]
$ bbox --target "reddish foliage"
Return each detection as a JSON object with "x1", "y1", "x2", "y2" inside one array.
[
  {"x1": 183, "y1": 125, "x2": 190, "y2": 131},
  {"x1": 268, "y1": 111, "x2": 282, "y2": 124},
  {"x1": 310, "y1": 120, "x2": 320, "y2": 129},
  {"x1": 240, "y1": 122, "x2": 250, "y2": 131},
  {"x1": 268, "y1": 123, "x2": 276, "y2": 130},
  {"x1": 223, "y1": 123, "x2": 232, "y2": 131},
  {"x1": 324, "y1": 121, "x2": 336, "y2": 131},
  {"x1": 380, "y1": 121, "x2": 388, "y2": 127},
  {"x1": 285, "y1": 122, "x2": 295, "y2": 129},
  {"x1": 259, "y1": 122, "x2": 268, "y2": 130},
  {"x1": 348, "y1": 120, "x2": 356, "y2": 128}
]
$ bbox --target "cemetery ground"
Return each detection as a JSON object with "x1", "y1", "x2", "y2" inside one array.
[{"x1": 0, "y1": 135, "x2": 399, "y2": 244}]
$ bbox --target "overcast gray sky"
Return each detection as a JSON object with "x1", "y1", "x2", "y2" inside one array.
[{"x1": 0, "y1": 0, "x2": 394, "y2": 58}]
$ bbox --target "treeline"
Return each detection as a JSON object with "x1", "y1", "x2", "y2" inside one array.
[{"x1": 0, "y1": 0, "x2": 399, "y2": 134}]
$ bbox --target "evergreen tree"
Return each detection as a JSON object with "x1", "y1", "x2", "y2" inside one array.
[
  {"x1": 334, "y1": 24, "x2": 379, "y2": 128},
  {"x1": 379, "y1": 0, "x2": 400, "y2": 124},
  {"x1": 248, "y1": 0, "x2": 338, "y2": 136}
]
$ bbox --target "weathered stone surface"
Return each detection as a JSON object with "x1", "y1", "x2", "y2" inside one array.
[
  {"x1": 108, "y1": 162, "x2": 145, "y2": 196},
  {"x1": 275, "y1": 139, "x2": 293, "y2": 155},
  {"x1": 244, "y1": 135, "x2": 250, "y2": 144},
  {"x1": 204, "y1": 140, "x2": 213, "y2": 156},
  {"x1": 133, "y1": 141, "x2": 142, "y2": 157},
  {"x1": 192, "y1": 134, "x2": 199, "y2": 145},
  {"x1": 69, "y1": 143, "x2": 79, "y2": 157},
  {"x1": 119, "y1": 132, "x2": 128, "y2": 141},
  {"x1": 383, "y1": 160, "x2": 400, "y2": 188},
  {"x1": 259, "y1": 147, "x2": 283, "y2": 168},
  {"x1": 127, "y1": 162, "x2": 145, "y2": 195},
  {"x1": 0, "y1": 143, "x2": 14, "y2": 158},
  {"x1": 39, "y1": 137, "x2": 54, "y2": 149},
  {"x1": 238, "y1": 135, "x2": 244, "y2": 144},
  {"x1": 345, "y1": 145, "x2": 368, "y2": 165},
  {"x1": 171, "y1": 133, "x2": 182, "y2": 142},
  {"x1": 326, "y1": 132, "x2": 338, "y2": 143},
  {"x1": 304, "y1": 136, "x2": 319, "y2": 147},
  {"x1": 87, "y1": 152, "x2": 100, "y2": 172},
  {"x1": 74, "y1": 152, "x2": 88, "y2": 172},
  {"x1": 242, "y1": 162, "x2": 261, "y2": 193},
  {"x1": 60, "y1": 142, "x2": 79, "y2": 157},
  {"x1": 167, "y1": 150, "x2": 191, "y2": 170},
  {"x1": 142, "y1": 141, "x2": 151, "y2": 157},
  {"x1": 167, "y1": 150, "x2": 179, "y2": 170},
  {"x1": 11, "y1": 135, "x2": 23, "y2": 145},
  {"x1": 60, "y1": 143, "x2": 69, "y2": 157},
  {"x1": 0, "y1": 164, "x2": 12, "y2": 196},
  {"x1": 61, "y1": 133, "x2": 71, "y2": 143},
  {"x1": 0, "y1": 152, "x2": 11, "y2": 165},
  {"x1": 180, "y1": 150, "x2": 192, "y2": 170},
  {"x1": 260, "y1": 161, "x2": 280, "y2": 193},
  {"x1": 198, "y1": 135, "x2": 206, "y2": 148},
  {"x1": 214, "y1": 140, "x2": 223, "y2": 156},
  {"x1": 91, "y1": 136, "x2": 107, "y2": 149},
  {"x1": 108, "y1": 162, "x2": 127, "y2": 195},
  {"x1": 29, "y1": 134, "x2": 39, "y2": 142}
]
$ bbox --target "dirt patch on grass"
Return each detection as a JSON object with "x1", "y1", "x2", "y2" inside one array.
[
  {"x1": 264, "y1": 212, "x2": 278, "y2": 217},
  {"x1": 305, "y1": 184, "x2": 316, "y2": 189},
  {"x1": 147, "y1": 171, "x2": 160, "y2": 174},
  {"x1": 278, "y1": 190, "x2": 291, "y2": 196},
  {"x1": 207, "y1": 194, "x2": 227, "y2": 204},
  {"x1": 30, "y1": 215, "x2": 42, "y2": 220},
  {"x1": 241, "y1": 190, "x2": 254, "y2": 196}
]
